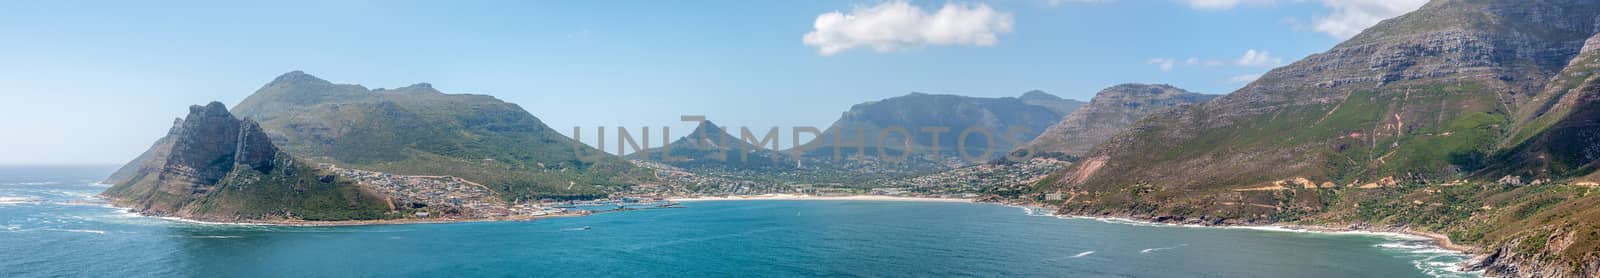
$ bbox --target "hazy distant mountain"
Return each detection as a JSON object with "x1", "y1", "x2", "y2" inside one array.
[
  {"x1": 1033, "y1": 1, "x2": 1600, "y2": 276},
  {"x1": 797, "y1": 91, "x2": 1084, "y2": 160},
  {"x1": 629, "y1": 120, "x2": 790, "y2": 169},
  {"x1": 231, "y1": 71, "x2": 653, "y2": 201},
  {"x1": 102, "y1": 102, "x2": 390, "y2": 222},
  {"x1": 1019, "y1": 84, "x2": 1214, "y2": 159}
]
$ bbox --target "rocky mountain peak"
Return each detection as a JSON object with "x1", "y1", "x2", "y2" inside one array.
[
  {"x1": 267, "y1": 70, "x2": 331, "y2": 86},
  {"x1": 1019, "y1": 90, "x2": 1060, "y2": 101},
  {"x1": 385, "y1": 82, "x2": 442, "y2": 95},
  {"x1": 1020, "y1": 84, "x2": 1213, "y2": 158},
  {"x1": 688, "y1": 120, "x2": 728, "y2": 137}
]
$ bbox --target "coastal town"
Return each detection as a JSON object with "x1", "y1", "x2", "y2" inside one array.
[
  {"x1": 321, "y1": 164, "x2": 698, "y2": 220},
  {"x1": 322, "y1": 164, "x2": 559, "y2": 219},
  {"x1": 624, "y1": 157, "x2": 1067, "y2": 200}
]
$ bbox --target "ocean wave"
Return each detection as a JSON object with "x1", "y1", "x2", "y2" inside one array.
[
  {"x1": 1377, "y1": 242, "x2": 1458, "y2": 254},
  {"x1": 48, "y1": 189, "x2": 98, "y2": 199},
  {"x1": 45, "y1": 228, "x2": 107, "y2": 235},
  {"x1": 1069, "y1": 251, "x2": 1094, "y2": 258},
  {"x1": 0, "y1": 196, "x2": 45, "y2": 205},
  {"x1": 183, "y1": 234, "x2": 241, "y2": 239},
  {"x1": 2, "y1": 182, "x2": 62, "y2": 186},
  {"x1": 1139, "y1": 244, "x2": 1188, "y2": 253},
  {"x1": 1410, "y1": 254, "x2": 1484, "y2": 278},
  {"x1": 1018, "y1": 206, "x2": 1056, "y2": 217}
]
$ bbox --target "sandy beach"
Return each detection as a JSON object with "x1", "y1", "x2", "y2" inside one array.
[{"x1": 671, "y1": 194, "x2": 972, "y2": 203}]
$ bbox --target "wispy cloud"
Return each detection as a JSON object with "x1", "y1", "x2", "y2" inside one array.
[
  {"x1": 1047, "y1": 0, "x2": 1117, "y2": 6},
  {"x1": 1176, "y1": 0, "x2": 1426, "y2": 39},
  {"x1": 1148, "y1": 49, "x2": 1279, "y2": 71},
  {"x1": 1311, "y1": 0, "x2": 1427, "y2": 39},
  {"x1": 1234, "y1": 49, "x2": 1282, "y2": 67},
  {"x1": 802, "y1": 1, "x2": 1014, "y2": 56},
  {"x1": 1147, "y1": 58, "x2": 1177, "y2": 71},
  {"x1": 1228, "y1": 73, "x2": 1264, "y2": 83},
  {"x1": 1183, "y1": 0, "x2": 1274, "y2": 10}
]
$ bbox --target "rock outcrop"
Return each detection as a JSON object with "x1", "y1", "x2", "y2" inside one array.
[
  {"x1": 1019, "y1": 84, "x2": 1214, "y2": 159},
  {"x1": 102, "y1": 102, "x2": 390, "y2": 222}
]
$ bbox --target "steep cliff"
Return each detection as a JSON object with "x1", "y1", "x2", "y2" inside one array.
[{"x1": 102, "y1": 102, "x2": 392, "y2": 222}]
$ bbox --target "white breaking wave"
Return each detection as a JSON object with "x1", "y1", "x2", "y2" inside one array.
[
  {"x1": 1378, "y1": 242, "x2": 1485, "y2": 278},
  {"x1": 0, "y1": 196, "x2": 45, "y2": 205},
  {"x1": 187, "y1": 235, "x2": 243, "y2": 239},
  {"x1": 46, "y1": 229, "x2": 107, "y2": 235},
  {"x1": 1140, "y1": 244, "x2": 1188, "y2": 253},
  {"x1": 3, "y1": 182, "x2": 62, "y2": 186},
  {"x1": 1070, "y1": 251, "x2": 1095, "y2": 258},
  {"x1": 1377, "y1": 242, "x2": 1458, "y2": 254}
]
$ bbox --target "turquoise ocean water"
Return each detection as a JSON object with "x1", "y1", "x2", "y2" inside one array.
[{"x1": 0, "y1": 166, "x2": 1479, "y2": 277}]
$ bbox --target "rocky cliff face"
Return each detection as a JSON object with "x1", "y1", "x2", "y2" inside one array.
[
  {"x1": 1055, "y1": 0, "x2": 1600, "y2": 192},
  {"x1": 1493, "y1": 32, "x2": 1600, "y2": 181},
  {"x1": 1019, "y1": 84, "x2": 1214, "y2": 159},
  {"x1": 102, "y1": 102, "x2": 390, "y2": 222},
  {"x1": 1028, "y1": 1, "x2": 1600, "y2": 276}
]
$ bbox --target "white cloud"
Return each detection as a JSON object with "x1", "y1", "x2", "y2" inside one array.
[
  {"x1": 1186, "y1": 57, "x2": 1226, "y2": 67},
  {"x1": 1311, "y1": 0, "x2": 1428, "y2": 39},
  {"x1": 802, "y1": 1, "x2": 1014, "y2": 56},
  {"x1": 1228, "y1": 73, "x2": 1264, "y2": 83},
  {"x1": 1234, "y1": 49, "x2": 1282, "y2": 67},
  {"x1": 1177, "y1": 0, "x2": 1426, "y2": 39},
  {"x1": 1147, "y1": 58, "x2": 1177, "y2": 71},
  {"x1": 1152, "y1": 50, "x2": 1273, "y2": 71},
  {"x1": 1184, "y1": 0, "x2": 1274, "y2": 10},
  {"x1": 1047, "y1": 0, "x2": 1117, "y2": 6}
]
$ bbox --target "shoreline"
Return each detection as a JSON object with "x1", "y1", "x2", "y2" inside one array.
[
  {"x1": 150, "y1": 212, "x2": 591, "y2": 227},
  {"x1": 670, "y1": 194, "x2": 973, "y2": 203},
  {"x1": 1003, "y1": 202, "x2": 1475, "y2": 252},
  {"x1": 105, "y1": 195, "x2": 1471, "y2": 254},
  {"x1": 99, "y1": 202, "x2": 588, "y2": 227},
  {"x1": 105, "y1": 194, "x2": 971, "y2": 227},
  {"x1": 996, "y1": 202, "x2": 1484, "y2": 274}
]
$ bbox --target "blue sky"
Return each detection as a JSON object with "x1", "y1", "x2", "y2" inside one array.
[{"x1": 0, "y1": 0, "x2": 1425, "y2": 164}]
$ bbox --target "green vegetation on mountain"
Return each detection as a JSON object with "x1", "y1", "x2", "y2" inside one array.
[
  {"x1": 1015, "y1": 1, "x2": 1600, "y2": 276},
  {"x1": 233, "y1": 72, "x2": 653, "y2": 201}
]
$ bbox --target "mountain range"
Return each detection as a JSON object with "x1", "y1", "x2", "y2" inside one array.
[
  {"x1": 1033, "y1": 1, "x2": 1600, "y2": 276},
  {"x1": 795, "y1": 91, "x2": 1084, "y2": 160}
]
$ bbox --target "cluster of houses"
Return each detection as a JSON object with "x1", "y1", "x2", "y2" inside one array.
[
  {"x1": 877, "y1": 158, "x2": 1068, "y2": 196},
  {"x1": 320, "y1": 164, "x2": 561, "y2": 218}
]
